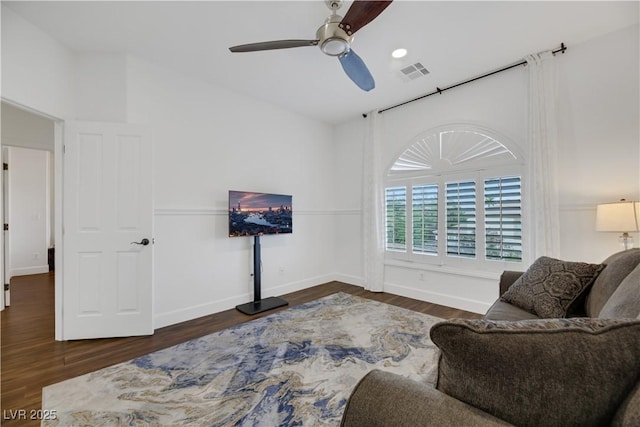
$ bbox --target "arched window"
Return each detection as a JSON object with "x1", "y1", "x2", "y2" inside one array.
[{"x1": 384, "y1": 124, "x2": 525, "y2": 270}]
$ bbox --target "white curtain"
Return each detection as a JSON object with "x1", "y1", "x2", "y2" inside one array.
[
  {"x1": 526, "y1": 51, "x2": 561, "y2": 260},
  {"x1": 362, "y1": 111, "x2": 385, "y2": 291}
]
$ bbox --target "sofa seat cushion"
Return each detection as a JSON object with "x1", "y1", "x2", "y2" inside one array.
[
  {"x1": 586, "y1": 248, "x2": 640, "y2": 317},
  {"x1": 500, "y1": 256, "x2": 604, "y2": 318},
  {"x1": 483, "y1": 300, "x2": 540, "y2": 321},
  {"x1": 430, "y1": 318, "x2": 640, "y2": 427},
  {"x1": 598, "y1": 262, "x2": 640, "y2": 319}
]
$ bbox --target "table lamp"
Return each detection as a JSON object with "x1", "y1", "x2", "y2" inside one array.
[{"x1": 595, "y1": 199, "x2": 640, "y2": 250}]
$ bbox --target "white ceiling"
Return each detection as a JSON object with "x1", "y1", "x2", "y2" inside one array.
[{"x1": 5, "y1": 1, "x2": 639, "y2": 125}]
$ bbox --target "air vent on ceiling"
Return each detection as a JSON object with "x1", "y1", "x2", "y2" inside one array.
[{"x1": 398, "y1": 62, "x2": 430, "y2": 82}]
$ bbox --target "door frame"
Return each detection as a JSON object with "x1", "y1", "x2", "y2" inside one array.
[
  {"x1": 53, "y1": 120, "x2": 63, "y2": 340},
  {"x1": 1, "y1": 100, "x2": 155, "y2": 341},
  {"x1": 0, "y1": 98, "x2": 64, "y2": 340},
  {"x1": 2, "y1": 146, "x2": 10, "y2": 307}
]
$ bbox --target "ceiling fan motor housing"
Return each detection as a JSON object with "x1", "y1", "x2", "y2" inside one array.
[{"x1": 316, "y1": 14, "x2": 352, "y2": 56}]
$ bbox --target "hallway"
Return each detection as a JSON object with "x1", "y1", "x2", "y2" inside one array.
[{"x1": 1, "y1": 273, "x2": 57, "y2": 425}]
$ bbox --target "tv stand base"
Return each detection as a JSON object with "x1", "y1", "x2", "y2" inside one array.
[{"x1": 236, "y1": 296, "x2": 288, "y2": 315}]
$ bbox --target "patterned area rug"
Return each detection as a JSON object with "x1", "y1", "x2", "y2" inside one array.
[{"x1": 42, "y1": 292, "x2": 442, "y2": 426}]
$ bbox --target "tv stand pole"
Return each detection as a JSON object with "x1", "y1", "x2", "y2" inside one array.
[{"x1": 236, "y1": 235, "x2": 288, "y2": 315}]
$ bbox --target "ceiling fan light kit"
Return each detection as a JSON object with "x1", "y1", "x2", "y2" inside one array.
[
  {"x1": 317, "y1": 14, "x2": 352, "y2": 57},
  {"x1": 228, "y1": 0, "x2": 393, "y2": 92}
]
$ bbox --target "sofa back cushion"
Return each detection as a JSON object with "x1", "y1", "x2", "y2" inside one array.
[
  {"x1": 586, "y1": 248, "x2": 640, "y2": 317},
  {"x1": 599, "y1": 263, "x2": 640, "y2": 319},
  {"x1": 430, "y1": 318, "x2": 640, "y2": 427}
]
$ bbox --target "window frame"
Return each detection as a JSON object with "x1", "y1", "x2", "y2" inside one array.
[{"x1": 383, "y1": 125, "x2": 526, "y2": 273}]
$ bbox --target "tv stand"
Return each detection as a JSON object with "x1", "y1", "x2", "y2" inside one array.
[{"x1": 236, "y1": 235, "x2": 288, "y2": 315}]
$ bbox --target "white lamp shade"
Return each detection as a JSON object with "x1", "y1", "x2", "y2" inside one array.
[{"x1": 596, "y1": 201, "x2": 640, "y2": 232}]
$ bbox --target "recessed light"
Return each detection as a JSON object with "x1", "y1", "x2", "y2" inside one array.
[{"x1": 392, "y1": 48, "x2": 407, "y2": 59}]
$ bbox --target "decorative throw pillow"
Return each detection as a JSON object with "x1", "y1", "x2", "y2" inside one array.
[
  {"x1": 430, "y1": 318, "x2": 640, "y2": 427},
  {"x1": 500, "y1": 256, "x2": 604, "y2": 318}
]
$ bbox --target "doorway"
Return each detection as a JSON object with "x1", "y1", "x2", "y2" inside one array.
[
  {"x1": 1, "y1": 102, "x2": 56, "y2": 310},
  {"x1": 1, "y1": 101, "x2": 153, "y2": 341}
]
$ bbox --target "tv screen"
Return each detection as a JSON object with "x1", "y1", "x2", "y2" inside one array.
[{"x1": 229, "y1": 191, "x2": 293, "y2": 237}]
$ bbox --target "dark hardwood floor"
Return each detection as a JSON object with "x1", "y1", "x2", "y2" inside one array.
[{"x1": 1, "y1": 273, "x2": 480, "y2": 426}]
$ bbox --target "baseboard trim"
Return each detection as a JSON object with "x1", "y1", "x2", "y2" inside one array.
[
  {"x1": 153, "y1": 273, "x2": 491, "y2": 330},
  {"x1": 258, "y1": 274, "x2": 337, "y2": 298},
  {"x1": 153, "y1": 274, "x2": 337, "y2": 329},
  {"x1": 11, "y1": 265, "x2": 50, "y2": 277},
  {"x1": 154, "y1": 294, "x2": 250, "y2": 329},
  {"x1": 331, "y1": 273, "x2": 364, "y2": 287},
  {"x1": 384, "y1": 282, "x2": 491, "y2": 315}
]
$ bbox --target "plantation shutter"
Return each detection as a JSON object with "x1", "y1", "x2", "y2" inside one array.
[
  {"x1": 385, "y1": 187, "x2": 407, "y2": 251},
  {"x1": 484, "y1": 176, "x2": 523, "y2": 261},
  {"x1": 446, "y1": 181, "x2": 476, "y2": 258},
  {"x1": 412, "y1": 184, "x2": 438, "y2": 254}
]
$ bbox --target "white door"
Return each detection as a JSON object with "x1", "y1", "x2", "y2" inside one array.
[{"x1": 63, "y1": 121, "x2": 153, "y2": 340}]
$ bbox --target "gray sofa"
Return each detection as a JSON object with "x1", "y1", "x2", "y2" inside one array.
[{"x1": 341, "y1": 248, "x2": 640, "y2": 427}]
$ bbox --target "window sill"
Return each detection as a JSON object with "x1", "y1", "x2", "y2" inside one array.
[{"x1": 384, "y1": 258, "x2": 501, "y2": 280}]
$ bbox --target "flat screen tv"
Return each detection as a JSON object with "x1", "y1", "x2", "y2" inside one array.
[{"x1": 229, "y1": 190, "x2": 293, "y2": 237}]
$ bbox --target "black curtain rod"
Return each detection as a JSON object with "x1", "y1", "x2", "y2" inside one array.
[{"x1": 363, "y1": 43, "x2": 567, "y2": 117}]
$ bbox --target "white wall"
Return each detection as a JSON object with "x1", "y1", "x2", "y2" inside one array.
[
  {"x1": 1, "y1": 103, "x2": 55, "y2": 151},
  {"x1": 2, "y1": 1, "x2": 637, "y2": 324},
  {"x1": 125, "y1": 57, "x2": 336, "y2": 328},
  {"x1": 74, "y1": 53, "x2": 128, "y2": 122},
  {"x1": 1, "y1": 5, "x2": 74, "y2": 119},
  {"x1": 556, "y1": 24, "x2": 640, "y2": 262},
  {"x1": 332, "y1": 119, "x2": 366, "y2": 286},
  {"x1": 71, "y1": 53, "x2": 338, "y2": 328},
  {"x1": 334, "y1": 60, "x2": 527, "y2": 314},
  {"x1": 1, "y1": 102, "x2": 56, "y2": 247},
  {"x1": 6, "y1": 147, "x2": 50, "y2": 277},
  {"x1": 2, "y1": 5, "x2": 337, "y2": 329},
  {"x1": 333, "y1": 24, "x2": 640, "y2": 314}
]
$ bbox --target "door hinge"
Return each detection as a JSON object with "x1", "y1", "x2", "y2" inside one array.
[
  {"x1": 3, "y1": 224, "x2": 7, "y2": 231},
  {"x1": 4, "y1": 284, "x2": 9, "y2": 291},
  {"x1": 3, "y1": 163, "x2": 7, "y2": 171}
]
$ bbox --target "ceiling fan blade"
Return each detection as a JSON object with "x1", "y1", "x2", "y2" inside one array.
[
  {"x1": 339, "y1": 0, "x2": 393, "y2": 36},
  {"x1": 229, "y1": 39, "x2": 319, "y2": 53},
  {"x1": 338, "y1": 49, "x2": 375, "y2": 92}
]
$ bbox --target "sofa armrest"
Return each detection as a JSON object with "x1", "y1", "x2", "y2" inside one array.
[
  {"x1": 498, "y1": 270, "x2": 524, "y2": 296},
  {"x1": 340, "y1": 370, "x2": 512, "y2": 427}
]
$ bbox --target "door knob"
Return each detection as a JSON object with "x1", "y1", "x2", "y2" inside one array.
[{"x1": 131, "y1": 238, "x2": 150, "y2": 246}]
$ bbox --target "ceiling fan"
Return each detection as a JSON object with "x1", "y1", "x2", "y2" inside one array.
[{"x1": 228, "y1": 0, "x2": 393, "y2": 92}]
